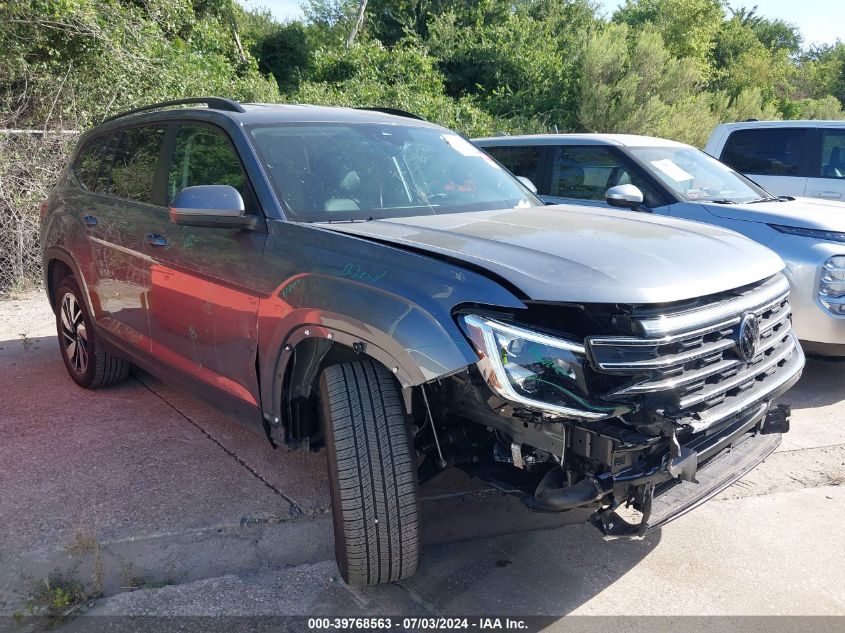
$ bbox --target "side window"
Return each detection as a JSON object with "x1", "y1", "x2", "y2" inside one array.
[
  {"x1": 168, "y1": 123, "x2": 248, "y2": 207},
  {"x1": 483, "y1": 146, "x2": 543, "y2": 186},
  {"x1": 549, "y1": 146, "x2": 662, "y2": 206},
  {"x1": 71, "y1": 135, "x2": 109, "y2": 191},
  {"x1": 721, "y1": 128, "x2": 811, "y2": 176},
  {"x1": 819, "y1": 129, "x2": 845, "y2": 179},
  {"x1": 108, "y1": 126, "x2": 166, "y2": 204}
]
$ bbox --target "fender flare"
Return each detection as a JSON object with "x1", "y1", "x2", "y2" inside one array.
[
  {"x1": 262, "y1": 313, "x2": 479, "y2": 426},
  {"x1": 42, "y1": 247, "x2": 95, "y2": 314}
]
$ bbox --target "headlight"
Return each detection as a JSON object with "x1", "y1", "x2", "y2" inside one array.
[
  {"x1": 460, "y1": 315, "x2": 619, "y2": 420},
  {"x1": 771, "y1": 224, "x2": 845, "y2": 243},
  {"x1": 820, "y1": 255, "x2": 845, "y2": 315}
]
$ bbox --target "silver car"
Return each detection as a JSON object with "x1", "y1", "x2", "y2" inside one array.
[{"x1": 474, "y1": 134, "x2": 845, "y2": 356}]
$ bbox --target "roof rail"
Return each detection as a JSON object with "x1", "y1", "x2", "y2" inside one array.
[
  {"x1": 102, "y1": 97, "x2": 246, "y2": 123},
  {"x1": 355, "y1": 107, "x2": 426, "y2": 121}
]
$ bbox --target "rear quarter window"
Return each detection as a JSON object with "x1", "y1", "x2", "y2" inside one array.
[
  {"x1": 720, "y1": 128, "x2": 812, "y2": 176},
  {"x1": 71, "y1": 135, "x2": 110, "y2": 191}
]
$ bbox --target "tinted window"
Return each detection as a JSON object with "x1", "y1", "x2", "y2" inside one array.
[
  {"x1": 168, "y1": 123, "x2": 247, "y2": 204},
  {"x1": 549, "y1": 146, "x2": 662, "y2": 206},
  {"x1": 483, "y1": 146, "x2": 542, "y2": 185},
  {"x1": 721, "y1": 128, "x2": 811, "y2": 176},
  {"x1": 71, "y1": 135, "x2": 109, "y2": 191},
  {"x1": 820, "y1": 129, "x2": 845, "y2": 179},
  {"x1": 107, "y1": 126, "x2": 166, "y2": 204}
]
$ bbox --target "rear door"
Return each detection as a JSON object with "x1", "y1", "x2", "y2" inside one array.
[
  {"x1": 481, "y1": 144, "x2": 547, "y2": 193},
  {"x1": 718, "y1": 126, "x2": 814, "y2": 197},
  {"x1": 805, "y1": 127, "x2": 845, "y2": 200},
  {"x1": 143, "y1": 121, "x2": 267, "y2": 415},
  {"x1": 82, "y1": 124, "x2": 167, "y2": 350}
]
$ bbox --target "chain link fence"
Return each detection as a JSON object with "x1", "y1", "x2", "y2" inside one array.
[{"x1": 0, "y1": 130, "x2": 78, "y2": 295}]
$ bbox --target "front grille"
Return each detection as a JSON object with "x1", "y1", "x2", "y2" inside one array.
[{"x1": 587, "y1": 274, "x2": 804, "y2": 431}]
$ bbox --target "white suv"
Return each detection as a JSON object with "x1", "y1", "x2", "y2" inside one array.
[{"x1": 705, "y1": 120, "x2": 845, "y2": 201}]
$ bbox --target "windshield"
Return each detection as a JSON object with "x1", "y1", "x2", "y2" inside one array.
[
  {"x1": 628, "y1": 146, "x2": 772, "y2": 204},
  {"x1": 249, "y1": 123, "x2": 542, "y2": 222}
]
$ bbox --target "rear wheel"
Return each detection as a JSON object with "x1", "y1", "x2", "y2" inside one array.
[
  {"x1": 55, "y1": 276, "x2": 131, "y2": 389},
  {"x1": 319, "y1": 360, "x2": 421, "y2": 586}
]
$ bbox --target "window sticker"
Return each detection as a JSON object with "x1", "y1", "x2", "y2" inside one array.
[
  {"x1": 442, "y1": 134, "x2": 485, "y2": 157},
  {"x1": 686, "y1": 190, "x2": 710, "y2": 200},
  {"x1": 650, "y1": 158, "x2": 694, "y2": 182}
]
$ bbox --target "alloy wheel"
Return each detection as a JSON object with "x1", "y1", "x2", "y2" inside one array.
[{"x1": 60, "y1": 292, "x2": 88, "y2": 374}]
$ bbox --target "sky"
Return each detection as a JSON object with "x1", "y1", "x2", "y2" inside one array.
[{"x1": 237, "y1": 0, "x2": 844, "y2": 48}]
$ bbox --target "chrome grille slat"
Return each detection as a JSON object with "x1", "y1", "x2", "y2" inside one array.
[
  {"x1": 587, "y1": 273, "x2": 802, "y2": 432},
  {"x1": 619, "y1": 357, "x2": 740, "y2": 394},
  {"x1": 593, "y1": 338, "x2": 736, "y2": 370},
  {"x1": 636, "y1": 275, "x2": 790, "y2": 337},
  {"x1": 677, "y1": 336, "x2": 795, "y2": 409},
  {"x1": 685, "y1": 347, "x2": 804, "y2": 432}
]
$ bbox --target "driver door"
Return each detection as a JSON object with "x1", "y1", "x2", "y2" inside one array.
[{"x1": 543, "y1": 145, "x2": 669, "y2": 213}]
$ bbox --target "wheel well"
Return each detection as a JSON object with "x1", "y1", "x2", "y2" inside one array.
[
  {"x1": 278, "y1": 338, "x2": 405, "y2": 450},
  {"x1": 47, "y1": 259, "x2": 73, "y2": 311}
]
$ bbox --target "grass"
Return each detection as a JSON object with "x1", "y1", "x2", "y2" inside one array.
[
  {"x1": 25, "y1": 568, "x2": 98, "y2": 621},
  {"x1": 1, "y1": 276, "x2": 40, "y2": 301},
  {"x1": 24, "y1": 526, "x2": 105, "y2": 622},
  {"x1": 19, "y1": 332, "x2": 33, "y2": 351},
  {"x1": 66, "y1": 526, "x2": 103, "y2": 598},
  {"x1": 118, "y1": 557, "x2": 175, "y2": 591}
]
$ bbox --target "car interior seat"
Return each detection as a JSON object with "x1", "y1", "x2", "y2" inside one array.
[
  {"x1": 554, "y1": 163, "x2": 586, "y2": 198},
  {"x1": 823, "y1": 146, "x2": 844, "y2": 178}
]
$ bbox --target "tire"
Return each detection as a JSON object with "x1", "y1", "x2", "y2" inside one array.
[
  {"x1": 55, "y1": 276, "x2": 131, "y2": 389},
  {"x1": 319, "y1": 360, "x2": 421, "y2": 586}
]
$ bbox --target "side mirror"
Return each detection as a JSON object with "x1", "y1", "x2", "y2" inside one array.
[
  {"x1": 169, "y1": 185, "x2": 258, "y2": 229},
  {"x1": 605, "y1": 184, "x2": 648, "y2": 211},
  {"x1": 516, "y1": 176, "x2": 538, "y2": 194}
]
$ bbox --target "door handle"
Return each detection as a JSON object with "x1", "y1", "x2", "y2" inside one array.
[
  {"x1": 146, "y1": 233, "x2": 167, "y2": 247},
  {"x1": 83, "y1": 214, "x2": 98, "y2": 226},
  {"x1": 813, "y1": 191, "x2": 842, "y2": 199}
]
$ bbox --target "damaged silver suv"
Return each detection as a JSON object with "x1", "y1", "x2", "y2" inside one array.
[{"x1": 41, "y1": 98, "x2": 804, "y2": 587}]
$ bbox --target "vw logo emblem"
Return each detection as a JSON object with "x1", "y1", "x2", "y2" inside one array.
[{"x1": 737, "y1": 313, "x2": 760, "y2": 362}]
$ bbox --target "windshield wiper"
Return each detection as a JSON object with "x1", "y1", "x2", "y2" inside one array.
[
  {"x1": 706, "y1": 199, "x2": 739, "y2": 204},
  {"x1": 323, "y1": 217, "x2": 379, "y2": 224},
  {"x1": 748, "y1": 196, "x2": 782, "y2": 203}
]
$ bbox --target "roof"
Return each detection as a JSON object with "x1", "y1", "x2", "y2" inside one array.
[
  {"x1": 473, "y1": 133, "x2": 692, "y2": 148},
  {"x1": 713, "y1": 120, "x2": 845, "y2": 129},
  {"x1": 96, "y1": 100, "x2": 442, "y2": 130}
]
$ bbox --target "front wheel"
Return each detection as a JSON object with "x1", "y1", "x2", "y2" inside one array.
[
  {"x1": 55, "y1": 276, "x2": 131, "y2": 389},
  {"x1": 319, "y1": 360, "x2": 421, "y2": 586}
]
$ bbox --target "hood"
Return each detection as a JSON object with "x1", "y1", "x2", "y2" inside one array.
[
  {"x1": 320, "y1": 205, "x2": 784, "y2": 304},
  {"x1": 703, "y1": 196, "x2": 845, "y2": 231}
]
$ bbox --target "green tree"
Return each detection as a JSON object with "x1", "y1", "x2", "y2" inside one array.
[
  {"x1": 0, "y1": 0, "x2": 279, "y2": 127},
  {"x1": 614, "y1": 0, "x2": 725, "y2": 69},
  {"x1": 576, "y1": 22, "x2": 780, "y2": 146},
  {"x1": 426, "y1": 1, "x2": 598, "y2": 130},
  {"x1": 711, "y1": 16, "x2": 793, "y2": 101},
  {"x1": 253, "y1": 22, "x2": 313, "y2": 91}
]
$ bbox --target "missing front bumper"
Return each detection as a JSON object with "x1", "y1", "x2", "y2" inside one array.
[
  {"x1": 527, "y1": 401, "x2": 788, "y2": 536},
  {"x1": 591, "y1": 403, "x2": 785, "y2": 537},
  {"x1": 593, "y1": 429, "x2": 781, "y2": 537}
]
